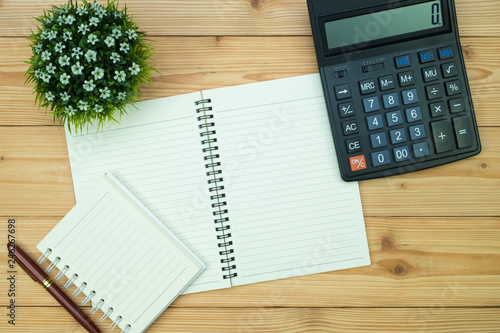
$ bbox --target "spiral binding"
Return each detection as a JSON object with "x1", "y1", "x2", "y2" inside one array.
[
  {"x1": 195, "y1": 98, "x2": 237, "y2": 280},
  {"x1": 37, "y1": 249, "x2": 132, "y2": 333}
]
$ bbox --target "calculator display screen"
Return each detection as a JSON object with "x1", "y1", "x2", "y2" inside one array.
[{"x1": 325, "y1": 0, "x2": 443, "y2": 50}]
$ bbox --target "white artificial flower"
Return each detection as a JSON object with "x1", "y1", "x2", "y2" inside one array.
[
  {"x1": 71, "y1": 47, "x2": 83, "y2": 59},
  {"x1": 65, "y1": 105, "x2": 77, "y2": 117},
  {"x1": 59, "y1": 73, "x2": 71, "y2": 85},
  {"x1": 45, "y1": 91, "x2": 55, "y2": 102},
  {"x1": 60, "y1": 92, "x2": 71, "y2": 102},
  {"x1": 99, "y1": 87, "x2": 111, "y2": 99},
  {"x1": 111, "y1": 28, "x2": 122, "y2": 38},
  {"x1": 92, "y1": 67, "x2": 105, "y2": 80},
  {"x1": 47, "y1": 30, "x2": 58, "y2": 40},
  {"x1": 104, "y1": 36, "x2": 115, "y2": 48},
  {"x1": 34, "y1": 69, "x2": 42, "y2": 80},
  {"x1": 63, "y1": 31, "x2": 73, "y2": 41},
  {"x1": 85, "y1": 50, "x2": 97, "y2": 62},
  {"x1": 56, "y1": 15, "x2": 66, "y2": 25},
  {"x1": 71, "y1": 62, "x2": 84, "y2": 75},
  {"x1": 113, "y1": 12, "x2": 124, "y2": 19},
  {"x1": 76, "y1": 6, "x2": 88, "y2": 16},
  {"x1": 65, "y1": 15, "x2": 76, "y2": 25},
  {"x1": 114, "y1": 70, "x2": 126, "y2": 82},
  {"x1": 119, "y1": 42, "x2": 130, "y2": 53},
  {"x1": 77, "y1": 100, "x2": 89, "y2": 111},
  {"x1": 83, "y1": 79, "x2": 96, "y2": 92},
  {"x1": 40, "y1": 30, "x2": 49, "y2": 40},
  {"x1": 46, "y1": 63, "x2": 56, "y2": 74},
  {"x1": 117, "y1": 92, "x2": 127, "y2": 100},
  {"x1": 94, "y1": 104, "x2": 104, "y2": 113},
  {"x1": 87, "y1": 34, "x2": 99, "y2": 45},
  {"x1": 78, "y1": 24, "x2": 90, "y2": 35},
  {"x1": 110, "y1": 52, "x2": 120, "y2": 64},
  {"x1": 34, "y1": 44, "x2": 43, "y2": 54},
  {"x1": 40, "y1": 72, "x2": 51, "y2": 83},
  {"x1": 89, "y1": 17, "x2": 100, "y2": 27},
  {"x1": 55, "y1": 42, "x2": 66, "y2": 53},
  {"x1": 126, "y1": 29, "x2": 137, "y2": 40},
  {"x1": 128, "y1": 62, "x2": 140, "y2": 76},
  {"x1": 41, "y1": 50, "x2": 52, "y2": 62},
  {"x1": 58, "y1": 55, "x2": 70, "y2": 67}
]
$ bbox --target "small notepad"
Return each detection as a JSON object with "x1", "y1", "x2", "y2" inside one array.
[{"x1": 37, "y1": 173, "x2": 205, "y2": 333}]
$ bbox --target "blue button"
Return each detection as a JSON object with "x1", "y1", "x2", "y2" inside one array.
[
  {"x1": 390, "y1": 128, "x2": 407, "y2": 144},
  {"x1": 382, "y1": 93, "x2": 400, "y2": 109},
  {"x1": 394, "y1": 146, "x2": 410, "y2": 162},
  {"x1": 370, "y1": 132, "x2": 388, "y2": 149},
  {"x1": 371, "y1": 150, "x2": 391, "y2": 167},
  {"x1": 367, "y1": 114, "x2": 383, "y2": 131},
  {"x1": 405, "y1": 107, "x2": 423, "y2": 123},
  {"x1": 409, "y1": 124, "x2": 427, "y2": 141},
  {"x1": 386, "y1": 110, "x2": 403, "y2": 127},
  {"x1": 438, "y1": 47, "x2": 454, "y2": 60},
  {"x1": 413, "y1": 142, "x2": 430, "y2": 158},
  {"x1": 395, "y1": 55, "x2": 411, "y2": 69},
  {"x1": 402, "y1": 89, "x2": 419, "y2": 105},
  {"x1": 363, "y1": 97, "x2": 380, "y2": 113},
  {"x1": 419, "y1": 50, "x2": 435, "y2": 63}
]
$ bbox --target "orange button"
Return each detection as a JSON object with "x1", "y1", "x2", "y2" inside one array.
[{"x1": 349, "y1": 155, "x2": 367, "y2": 172}]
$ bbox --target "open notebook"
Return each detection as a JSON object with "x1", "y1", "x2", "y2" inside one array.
[
  {"x1": 65, "y1": 74, "x2": 371, "y2": 293},
  {"x1": 37, "y1": 173, "x2": 205, "y2": 333}
]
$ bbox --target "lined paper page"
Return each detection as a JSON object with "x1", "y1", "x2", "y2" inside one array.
[
  {"x1": 37, "y1": 174, "x2": 204, "y2": 333},
  {"x1": 205, "y1": 74, "x2": 370, "y2": 286},
  {"x1": 65, "y1": 93, "x2": 230, "y2": 293}
]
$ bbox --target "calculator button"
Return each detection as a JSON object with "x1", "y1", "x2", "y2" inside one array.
[
  {"x1": 431, "y1": 120, "x2": 454, "y2": 153},
  {"x1": 413, "y1": 142, "x2": 430, "y2": 158},
  {"x1": 395, "y1": 55, "x2": 411, "y2": 69},
  {"x1": 371, "y1": 150, "x2": 391, "y2": 167},
  {"x1": 346, "y1": 138, "x2": 363, "y2": 154},
  {"x1": 349, "y1": 155, "x2": 367, "y2": 172},
  {"x1": 449, "y1": 98, "x2": 466, "y2": 113},
  {"x1": 359, "y1": 79, "x2": 377, "y2": 95},
  {"x1": 402, "y1": 89, "x2": 419, "y2": 105},
  {"x1": 382, "y1": 93, "x2": 400, "y2": 109},
  {"x1": 430, "y1": 101, "x2": 447, "y2": 118},
  {"x1": 363, "y1": 96, "x2": 380, "y2": 113},
  {"x1": 393, "y1": 146, "x2": 411, "y2": 162},
  {"x1": 438, "y1": 46, "x2": 454, "y2": 60},
  {"x1": 426, "y1": 84, "x2": 443, "y2": 100},
  {"x1": 445, "y1": 80, "x2": 462, "y2": 96},
  {"x1": 335, "y1": 84, "x2": 352, "y2": 100},
  {"x1": 379, "y1": 75, "x2": 396, "y2": 91},
  {"x1": 422, "y1": 66, "x2": 439, "y2": 82},
  {"x1": 390, "y1": 128, "x2": 407, "y2": 144},
  {"x1": 386, "y1": 110, "x2": 403, "y2": 127},
  {"x1": 442, "y1": 62, "x2": 458, "y2": 78},
  {"x1": 405, "y1": 107, "x2": 423, "y2": 123},
  {"x1": 409, "y1": 124, "x2": 426, "y2": 141},
  {"x1": 398, "y1": 71, "x2": 415, "y2": 87},
  {"x1": 370, "y1": 132, "x2": 388, "y2": 149},
  {"x1": 453, "y1": 117, "x2": 474, "y2": 149},
  {"x1": 419, "y1": 50, "x2": 436, "y2": 63},
  {"x1": 342, "y1": 120, "x2": 359, "y2": 136},
  {"x1": 338, "y1": 102, "x2": 355, "y2": 118},
  {"x1": 366, "y1": 114, "x2": 384, "y2": 131}
]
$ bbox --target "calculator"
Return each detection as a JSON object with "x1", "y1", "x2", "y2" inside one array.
[{"x1": 307, "y1": 0, "x2": 481, "y2": 181}]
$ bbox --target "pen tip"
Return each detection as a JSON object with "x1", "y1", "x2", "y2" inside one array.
[{"x1": 7, "y1": 243, "x2": 14, "y2": 252}]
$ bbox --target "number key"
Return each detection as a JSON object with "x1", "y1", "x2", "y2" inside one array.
[
  {"x1": 367, "y1": 114, "x2": 384, "y2": 131},
  {"x1": 390, "y1": 128, "x2": 407, "y2": 144},
  {"x1": 405, "y1": 107, "x2": 422, "y2": 123},
  {"x1": 370, "y1": 132, "x2": 388, "y2": 149},
  {"x1": 371, "y1": 150, "x2": 391, "y2": 167},
  {"x1": 386, "y1": 110, "x2": 403, "y2": 127},
  {"x1": 363, "y1": 97, "x2": 380, "y2": 113},
  {"x1": 402, "y1": 89, "x2": 419, "y2": 105},
  {"x1": 409, "y1": 124, "x2": 426, "y2": 141},
  {"x1": 383, "y1": 93, "x2": 400, "y2": 109}
]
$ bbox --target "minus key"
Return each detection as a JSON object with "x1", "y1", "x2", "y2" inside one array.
[{"x1": 449, "y1": 98, "x2": 466, "y2": 113}]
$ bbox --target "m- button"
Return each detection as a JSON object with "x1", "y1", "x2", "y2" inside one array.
[{"x1": 359, "y1": 79, "x2": 377, "y2": 95}]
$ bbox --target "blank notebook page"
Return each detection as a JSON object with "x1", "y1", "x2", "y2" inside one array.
[
  {"x1": 65, "y1": 93, "x2": 229, "y2": 293},
  {"x1": 37, "y1": 173, "x2": 204, "y2": 333},
  {"x1": 206, "y1": 74, "x2": 370, "y2": 286}
]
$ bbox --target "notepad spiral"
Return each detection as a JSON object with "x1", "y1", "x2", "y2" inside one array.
[
  {"x1": 37, "y1": 249, "x2": 131, "y2": 333},
  {"x1": 196, "y1": 98, "x2": 237, "y2": 279}
]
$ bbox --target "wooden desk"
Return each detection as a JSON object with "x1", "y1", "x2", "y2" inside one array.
[{"x1": 0, "y1": 0, "x2": 499, "y2": 332}]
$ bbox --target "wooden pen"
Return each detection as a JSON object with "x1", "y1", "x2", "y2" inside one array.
[{"x1": 7, "y1": 243, "x2": 100, "y2": 333}]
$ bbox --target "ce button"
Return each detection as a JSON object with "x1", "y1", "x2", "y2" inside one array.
[{"x1": 346, "y1": 138, "x2": 362, "y2": 154}]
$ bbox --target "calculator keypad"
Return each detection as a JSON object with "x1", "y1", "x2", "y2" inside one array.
[{"x1": 330, "y1": 44, "x2": 480, "y2": 180}]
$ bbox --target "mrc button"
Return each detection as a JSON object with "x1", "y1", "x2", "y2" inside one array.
[{"x1": 359, "y1": 79, "x2": 377, "y2": 95}]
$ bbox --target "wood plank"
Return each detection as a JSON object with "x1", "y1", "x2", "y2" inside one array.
[
  {"x1": 0, "y1": 307, "x2": 498, "y2": 333},
  {"x1": 1, "y1": 36, "x2": 500, "y2": 126},
  {"x1": 0, "y1": 0, "x2": 498, "y2": 37},
  {"x1": 1, "y1": 126, "x2": 498, "y2": 217},
  {"x1": 2, "y1": 216, "x2": 498, "y2": 308}
]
